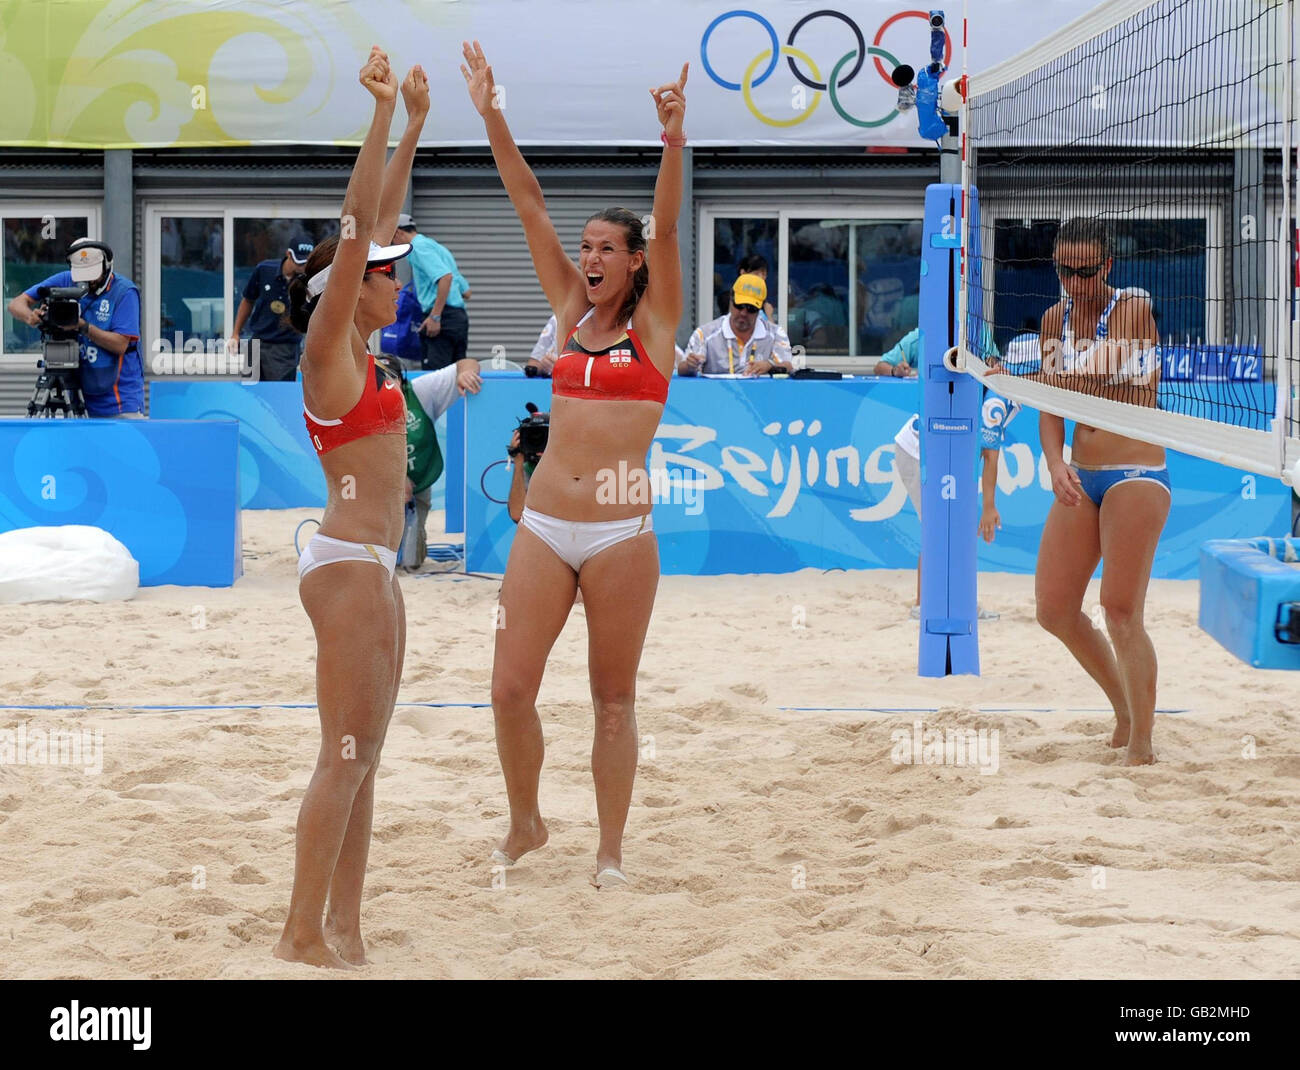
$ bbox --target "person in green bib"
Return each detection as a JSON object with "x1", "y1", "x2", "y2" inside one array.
[{"x1": 377, "y1": 352, "x2": 482, "y2": 569}]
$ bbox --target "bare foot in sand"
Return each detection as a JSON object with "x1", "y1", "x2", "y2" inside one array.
[
  {"x1": 497, "y1": 817, "x2": 548, "y2": 864},
  {"x1": 273, "y1": 934, "x2": 356, "y2": 970},
  {"x1": 323, "y1": 918, "x2": 368, "y2": 966},
  {"x1": 1123, "y1": 742, "x2": 1156, "y2": 766},
  {"x1": 1110, "y1": 717, "x2": 1130, "y2": 748}
]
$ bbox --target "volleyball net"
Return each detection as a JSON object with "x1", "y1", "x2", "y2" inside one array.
[{"x1": 958, "y1": 0, "x2": 1300, "y2": 483}]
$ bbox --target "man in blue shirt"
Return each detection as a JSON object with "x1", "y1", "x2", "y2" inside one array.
[
  {"x1": 874, "y1": 326, "x2": 921, "y2": 377},
  {"x1": 230, "y1": 240, "x2": 313, "y2": 381},
  {"x1": 393, "y1": 213, "x2": 470, "y2": 370},
  {"x1": 8, "y1": 239, "x2": 143, "y2": 417}
]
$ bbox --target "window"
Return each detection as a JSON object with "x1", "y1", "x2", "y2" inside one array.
[
  {"x1": 0, "y1": 205, "x2": 98, "y2": 364},
  {"x1": 700, "y1": 205, "x2": 925, "y2": 364},
  {"x1": 710, "y1": 216, "x2": 779, "y2": 318},
  {"x1": 144, "y1": 204, "x2": 341, "y2": 367},
  {"x1": 787, "y1": 218, "x2": 922, "y2": 357},
  {"x1": 988, "y1": 213, "x2": 1216, "y2": 354},
  {"x1": 233, "y1": 217, "x2": 340, "y2": 312},
  {"x1": 159, "y1": 216, "x2": 224, "y2": 347}
]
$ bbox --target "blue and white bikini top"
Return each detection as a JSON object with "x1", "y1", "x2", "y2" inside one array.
[
  {"x1": 1060, "y1": 290, "x2": 1122, "y2": 372},
  {"x1": 1061, "y1": 290, "x2": 1157, "y2": 381}
]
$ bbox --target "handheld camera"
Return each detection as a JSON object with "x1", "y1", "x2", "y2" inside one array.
[{"x1": 510, "y1": 402, "x2": 550, "y2": 468}]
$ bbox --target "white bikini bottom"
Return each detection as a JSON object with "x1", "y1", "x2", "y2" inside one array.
[
  {"x1": 297, "y1": 532, "x2": 398, "y2": 581},
  {"x1": 519, "y1": 507, "x2": 653, "y2": 572}
]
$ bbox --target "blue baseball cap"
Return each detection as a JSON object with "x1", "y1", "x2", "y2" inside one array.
[{"x1": 287, "y1": 241, "x2": 315, "y2": 264}]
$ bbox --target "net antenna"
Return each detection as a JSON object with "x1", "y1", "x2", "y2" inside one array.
[{"x1": 960, "y1": 0, "x2": 1300, "y2": 484}]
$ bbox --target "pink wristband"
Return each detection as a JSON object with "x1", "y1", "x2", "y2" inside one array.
[{"x1": 660, "y1": 130, "x2": 687, "y2": 148}]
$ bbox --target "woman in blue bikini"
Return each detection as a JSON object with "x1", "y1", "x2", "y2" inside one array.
[{"x1": 1008, "y1": 218, "x2": 1166, "y2": 765}]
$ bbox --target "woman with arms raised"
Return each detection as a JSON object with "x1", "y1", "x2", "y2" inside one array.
[
  {"x1": 462, "y1": 40, "x2": 686, "y2": 887},
  {"x1": 274, "y1": 48, "x2": 428, "y2": 967}
]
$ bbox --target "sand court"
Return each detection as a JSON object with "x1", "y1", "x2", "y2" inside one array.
[{"x1": 0, "y1": 509, "x2": 1296, "y2": 979}]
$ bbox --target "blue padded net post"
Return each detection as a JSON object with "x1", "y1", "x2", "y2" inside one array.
[{"x1": 918, "y1": 183, "x2": 981, "y2": 676}]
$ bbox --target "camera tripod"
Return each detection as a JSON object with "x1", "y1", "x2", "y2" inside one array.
[{"x1": 29, "y1": 368, "x2": 87, "y2": 418}]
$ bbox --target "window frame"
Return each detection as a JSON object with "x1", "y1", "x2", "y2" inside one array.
[
  {"x1": 143, "y1": 200, "x2": 339, "y2": 362},
  {"x1": 979, "y1": 197, "x2": 1225, "y2": 349},
  {"x1": 698, "y1": 200, "x2": 926, "y2": 368},
  {"x1": 0, "y1": 201, "x2": 102, "y2": 366}
]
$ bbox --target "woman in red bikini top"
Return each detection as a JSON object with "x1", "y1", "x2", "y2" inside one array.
[
  {"x1": 273, "y1": 48, "x2": 428, "y2": 971},
  {"x1": 464, "y1": 39, "x2": 685, "y2": 890},
  {"x1": 549, "y1": 307, "x2": 668, "y2": 404}
]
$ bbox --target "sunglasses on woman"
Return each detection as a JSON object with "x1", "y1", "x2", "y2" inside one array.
[
  {"x1": 1055, "y1": 261, "x2": 1106, "y2": 279},
  {"x1": 365, "y1": 263, "x2": 396, "y2": 278}
]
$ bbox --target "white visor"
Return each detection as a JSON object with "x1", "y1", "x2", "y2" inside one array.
[
  {"x1": 305, "y1": 241, "x2": 411, "y2": 298},
  {"x1": 69, "y1": 248, "x2": 106, "y2": 282}
]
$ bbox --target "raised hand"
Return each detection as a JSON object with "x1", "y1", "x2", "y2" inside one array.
[
  {"x1": 360, "y1": 46, "x2": 397, "y2": 103},
  {"x1": 650, "y1": 62, "x2": 689, "y2": 135},
  {"x1": 401, "y1": 64, "x2": 430, "y2": 120},
  {"x1": 460, "y1": 40, "x2": 496, "y2": 117}
]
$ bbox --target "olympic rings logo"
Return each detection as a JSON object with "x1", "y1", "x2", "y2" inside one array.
[{"x1": 700, "y1": 8, "x2": 953, "y2": 129}]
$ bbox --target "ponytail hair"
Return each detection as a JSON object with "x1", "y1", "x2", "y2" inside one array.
[
  {"x1": 586, "y1": 207, "x2": 649, "y2": 330},
  {"x1": 288, "y1": 235, "x2": 340, "y2": 333}
]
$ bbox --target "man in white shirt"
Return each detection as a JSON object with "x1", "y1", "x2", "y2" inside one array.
[
  {"x1": 375, "y1": 353, "x2": 483, "y2": 570},
  {"x1": 678, "y1": 274, "x2": 793, "y2": 376}
]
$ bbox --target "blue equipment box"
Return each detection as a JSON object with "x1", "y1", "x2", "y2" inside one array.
[{"x1": 1199, "y1": 536, "x2": 1300, "y2": 670}]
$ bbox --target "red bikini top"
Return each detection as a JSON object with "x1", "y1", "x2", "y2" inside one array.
[
  {"x1": 304, "y1": 353, "x2": 407, "y2": 455},
  {"x1": 551, "y1": 310, "x2": 668, "y2": 404}
]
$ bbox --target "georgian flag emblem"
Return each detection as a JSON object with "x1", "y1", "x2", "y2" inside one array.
[{"x1": 609, "y1": 349, "x2": 632, "y2": 366}]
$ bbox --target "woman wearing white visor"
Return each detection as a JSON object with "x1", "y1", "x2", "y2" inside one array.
[{"x1": 273, "y1": 47, "x2": 427, "y2": 969}]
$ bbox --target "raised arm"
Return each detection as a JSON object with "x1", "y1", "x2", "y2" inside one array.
[
  {"x1": 461, "y1": 40, "x2": 585, "y2": 321},
  {"x1": 638, "y1": 63, "x2": 689, "y2": 355},
  {"x1": 308, "y1": 48, "x2": 397, "y2": 355},
  {"x1": 375, "y1": 66, "x2": 429, "y2": 244}
]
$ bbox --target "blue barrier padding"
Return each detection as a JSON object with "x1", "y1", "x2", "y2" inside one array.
[
  {"x1": 148, "y1": 380, "x2": 450, "y2": 513},
  {"x1": 918, "y1": 183, "x2": 980, "y2": 676},
  {"x1": 148, "y1": 382, "x2": 323, "y2": 509},
  {"x1": 1199, "y1": 536, "x2": 1300, "y2": 670},
  {"x1": 0, "y1": 418, "x2": 241, "y2": 586},
  {"x1": 446, "y1": 395, "x2": 466, "y2": 533},
  {"x1": 458, "y1": 373, "x2": 1289, "y2": 577}
]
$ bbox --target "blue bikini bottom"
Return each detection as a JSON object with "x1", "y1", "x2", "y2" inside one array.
[{"x1": 1072, "y1": 463, "x2": 1171, "y2": 507}]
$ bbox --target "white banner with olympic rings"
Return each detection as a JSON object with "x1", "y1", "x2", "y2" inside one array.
[{"x1": 0, "y1": 0, "x2": 1114, "y2": 148}]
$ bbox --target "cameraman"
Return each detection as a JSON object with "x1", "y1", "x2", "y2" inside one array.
[
  {"x1": 8, "y1": 239, "x2": 143, "y2": 417},
  {"x1": 506, "y1": 407, "x2": 548, "y2": 524}
]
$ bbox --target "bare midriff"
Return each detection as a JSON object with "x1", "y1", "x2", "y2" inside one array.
[
  {"x1": 1071, "y1": 424, "x2": 1166, "y2": 468},
  {"x1": 524, "y1": 394, "x2": 664, "y2": 521},
  {"x1": 316, "y1": 433, "x2": 408, "y2": 549}
]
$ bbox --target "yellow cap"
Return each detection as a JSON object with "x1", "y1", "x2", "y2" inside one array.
[{"x1": 732, "y1": 273, "x2": 767, "y2": 310}]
